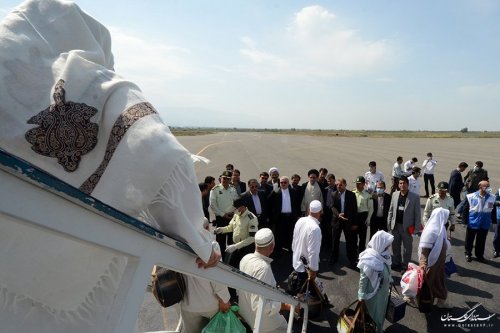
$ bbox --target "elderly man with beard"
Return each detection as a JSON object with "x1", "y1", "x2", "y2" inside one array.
[{"x1": 301, "y1": 169, "x2": 324, "y2": 216}]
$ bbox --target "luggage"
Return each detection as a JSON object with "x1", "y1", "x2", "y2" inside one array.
[
  {"x1": 385, "y1": 284, "x2": 406, "y2": 323},
  {"x1": 151, "y1": 266, "x2": 186, "y2": 308},
  {"x1": 400, "y1": 263, "x2": 423, "y2": 298},
  {"x1": 337, "y1": 300, "x2": 377, "y2": 333},
  {"x1": 297, "y1": 279, "x2": 324, "y2": 319},
  {"x1": 444, "y1": 256, "x2": 458, "y2": 277},
  {"x1": 202, "y1": 305, "x2": 246, "y2": 333}
]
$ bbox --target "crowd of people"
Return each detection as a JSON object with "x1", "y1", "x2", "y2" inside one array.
[
  {"x1": 196, "y1": 157, "x2": 500, "y2": 332},
  {"x1": 2, "y1": 2, "x2": 498, "y2": 331}
]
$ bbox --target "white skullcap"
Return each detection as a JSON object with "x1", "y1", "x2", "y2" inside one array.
[
  {"x1": 309, "y1": 200, "x2": 322, "y2": 213},
  {"x1": 268, "y1": 167, "x2": 279, "y2": 174},
  {"x1": 255, "y1": 228, "x2": 274, "y2": 247}
]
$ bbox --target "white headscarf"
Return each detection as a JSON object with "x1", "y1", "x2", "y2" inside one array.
[
  {"x1": 418, "y1": 207, "x2": 450, "y2": 268},
  {"x1": 0, "y1": 1, "x2": 213, "y2": 331},
  {"x1": 357, "y1": 230, "x2": 394, "y2": 299}
]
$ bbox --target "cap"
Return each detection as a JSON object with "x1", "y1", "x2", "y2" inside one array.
[
  {"x1": 354, "y1": 176, "x2": 365, "y2": 183},
  {"x1": 221, "y1": 170, "x2": 232, "y2": 178},
  {"x1": 437, "y1": 181, "x2": 449, "y2": 190},
  {"x1": 233, "y1": 198, "x2": 245, "y2": 208},
  {"x1": 309, "y1": 200, "x2": 322, "y2": 213},
  {"x1": 255, "y1": 228, "x2": 274, "y2": 247}
]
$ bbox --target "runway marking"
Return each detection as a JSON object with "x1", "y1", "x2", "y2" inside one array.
[{"x1": 196, "y1": 141, "x2": 235, "y2": 155}]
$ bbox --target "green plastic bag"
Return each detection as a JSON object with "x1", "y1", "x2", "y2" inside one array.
[{"x1": 201, "y1": 305, "x2": 246, "y2": 333}]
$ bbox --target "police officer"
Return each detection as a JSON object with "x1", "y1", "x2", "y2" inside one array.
[
  {"x1": 214, "y1": 198, "x2": 259, "y2": 268},
  {"x1": 423, "y1": 181, "x2": 456, "y2": 231},
  {"x1": 210, "y1": 170, "x2": 239, "y2": 253}
]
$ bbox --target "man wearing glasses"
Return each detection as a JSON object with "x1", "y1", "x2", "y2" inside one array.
[{"x1": 268, "y1": 176, "x2": 300, "y2": 257}]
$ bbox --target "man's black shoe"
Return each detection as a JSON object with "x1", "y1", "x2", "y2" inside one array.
[
  {"x1": 477, "y1": 257, "x2": 486, "y2": 263},
  {"x1": 348, "y1": 261, "x2": 359, "y2": 271},
  {"x1": 465, "y1": 254, "x2": 472, "y2": 262},
  {"x1": 493, "y1": 251, "x2": 500, "y2": 258}
]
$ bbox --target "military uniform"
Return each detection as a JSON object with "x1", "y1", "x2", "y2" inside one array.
[
  {"x1": 221, "y1": 209, "x2": 259, "y2": 248},
  {"x1": 209, "y1": 184, "x2": 238, "y2": 218},
  {"x1": 219, "y1": 208, "x2": 258, "y2": 268},
  {"x1": 209, "y1": 183, "x2": 238, "y2": 253},
  {"x1": 423, "y1": 193, "x2": 456, "y2": 227},
  {"x1": 353, "y1": 187, "x2": 374, "y2": 253}
]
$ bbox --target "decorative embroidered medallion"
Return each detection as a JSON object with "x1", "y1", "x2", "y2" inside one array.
[
  {"x1": 79, "y1": 102, "x2": 157, "y2": 194},
  {"x1": 25, "y1": 79, "x2": 99, "y2": 172}
]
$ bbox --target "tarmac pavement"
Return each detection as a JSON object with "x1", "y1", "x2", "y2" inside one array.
[{"x1": 138, "y1": 132, "x2": 500, "y2": 333}]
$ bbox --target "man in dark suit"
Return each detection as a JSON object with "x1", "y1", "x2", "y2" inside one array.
[
  {"x1": 258, "y1": 171, "x2": 273, "y2": 197},
  {"x1": 449, "y1": 161, "x2": 468, "y2": 207},
  {"x1": 230, "y1": 169, "x2": 246, "y2": 197},
  {"x1": 268, "y1": 176, "x2": 300, "y2": 257},
  {"x1": 240, "y1": 178, "x2": 269, "y2": 229},
  {"x1": 330, "y1": 178, "x2": 358, "y2": 267},
  {"x1": 321, "y1": 173, "x2": 336, "y2": 253},
  {"x1": 370, "y1": 180, "x2": 391, "y2": 239}
]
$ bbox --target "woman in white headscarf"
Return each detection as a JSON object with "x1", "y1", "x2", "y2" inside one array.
[
  {"x1": 0, "y1": 1, "x2": 220, "y2": 332},
  {"x1": 418, "y1": 207, "x2": 451, "y2": 308},
  {"x1": 357, "y1": 230, "x2": 394, "y2": 333}
]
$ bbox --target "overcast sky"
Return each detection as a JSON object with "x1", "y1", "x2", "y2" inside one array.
[{"x1": 2, "y1": 0, "x2": 500, "y2": 131}]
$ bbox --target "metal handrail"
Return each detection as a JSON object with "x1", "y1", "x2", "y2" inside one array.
[{"x1": 0, "y1": 148, "x2": 308, "y2": 333}]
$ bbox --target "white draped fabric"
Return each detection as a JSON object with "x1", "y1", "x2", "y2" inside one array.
[
  {"x1": 418, "y1": 207, "x2": 450, "y2": 268},
  {"x1": 357, "y1": 231, "x2": 394, "y2": 300},
  {"x1": 0, "y1": 0, "x2": 214, "y2": 331}
]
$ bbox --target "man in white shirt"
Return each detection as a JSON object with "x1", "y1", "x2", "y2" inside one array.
[
  {"x1": 404, "y1": 157, "x2": 418, "y2": 176},
  {"x1": 180, "y1": 220, "x2": 231, "y2": 332},
  {"x1": 291, "y1": 200, "x2": 323, "y2": 294},
  {"x1": 364, "y1": 161, "x2": 385, "y2": 195},
  {"x1": 408, "y1": 167, "x2": 421, "y2": 196},
  {"x1": 421, "y1": 152, "x2": 437, "y2": 198},
  {"x1": 239, "y1": 228, "x2": 294, "y2": 333},
  {"x1": 391, "y1": 156, "x2": 404, "y2": 193}
]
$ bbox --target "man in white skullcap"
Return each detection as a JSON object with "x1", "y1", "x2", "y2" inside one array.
[
  {"x1": 0, "y1": 1, "x2": 220, "y2": 330},
  {"x1": 239, "y1": 228, "x2": 293, "y2": 332},
  {"x1": 290, "y1": 200, "x2": 323, "y2": 295}
]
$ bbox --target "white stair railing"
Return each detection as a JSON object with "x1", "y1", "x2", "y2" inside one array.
[{"x1": 0, "y1": 149, "x2": 307, "y2": 333}]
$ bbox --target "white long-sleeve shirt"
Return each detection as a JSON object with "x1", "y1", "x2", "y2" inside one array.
[
  {"x1": 408, "y1": 175, "x2": 420, "y2": 196},
  {"x1": 292, "y1": 215, "x2": 322, "y2": 272},
  {"x1": 239, "y1": 252, "x2": 287, "y2": 332},
  {"x1": 422, "y1": 158, "x2": 437, "y2": 174},
  {"x1": 180, "y1": 275, "x2": 230, "y2": 313}
]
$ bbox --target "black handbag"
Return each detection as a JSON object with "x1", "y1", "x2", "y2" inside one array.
[
  {"x1": 151, "y1": 266, "x2": 186, "y2": 308},
  {"x1": 385, "y1": 284, "x2": 406, "y2": 323}
]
